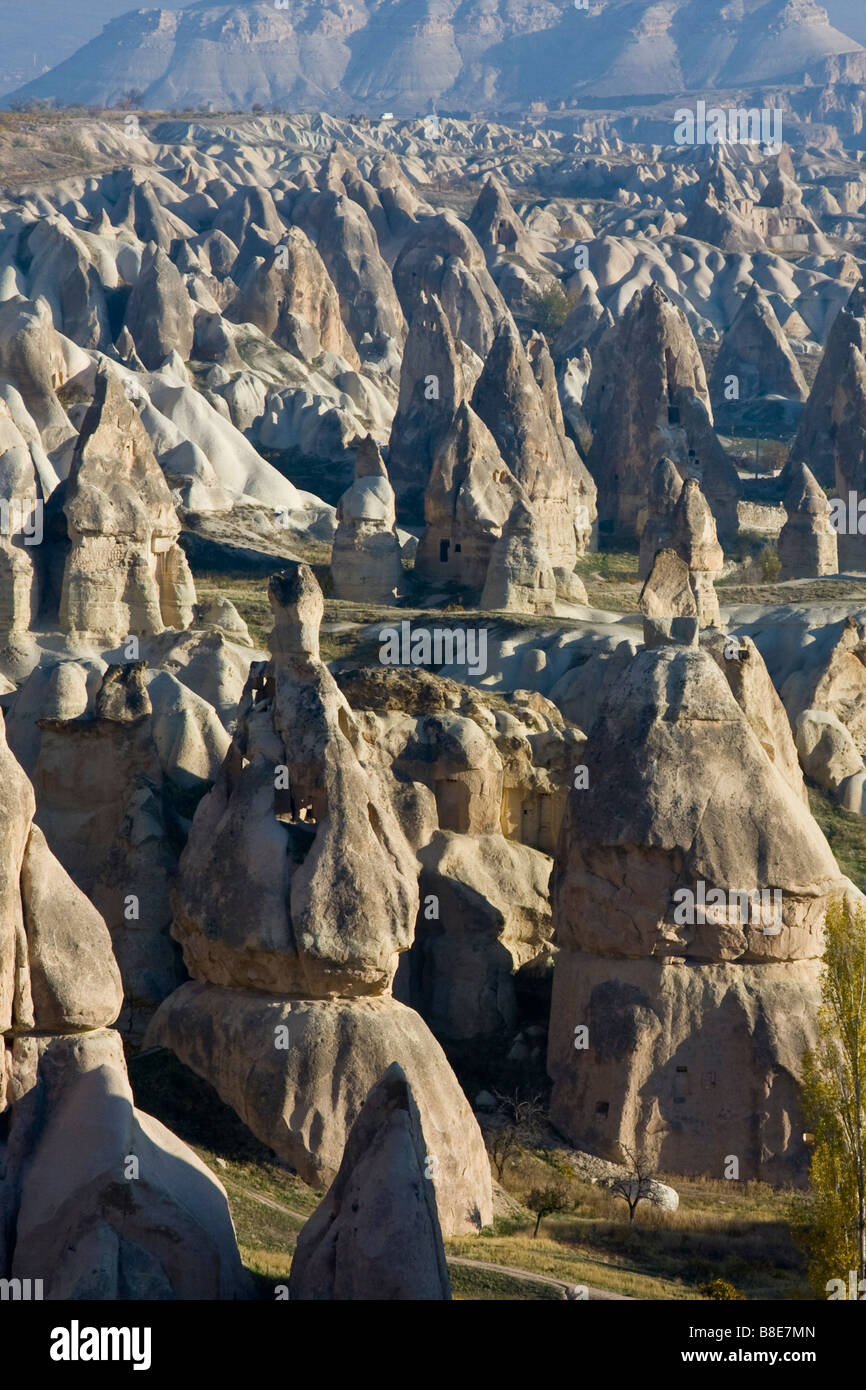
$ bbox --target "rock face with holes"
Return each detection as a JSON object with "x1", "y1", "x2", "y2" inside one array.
[
  {"x1": 289, "y1": 1063, "x2": 452, "y2": 1301},
  {"x1": 0, "y1": 708, "x2": 248, "y2": 1300},
  {"x1": 146, "y1": 563, "x2": 493, "y2": 1234},
  {"x1": 585, "y1": 284, "x2": 740, "y2": 537},
  {"x1": 547, "y1": 641, "x2": 858, "y2": 1183},
  {"x1": 59, "y1": 367, "x2": 196, "y2": 645}
]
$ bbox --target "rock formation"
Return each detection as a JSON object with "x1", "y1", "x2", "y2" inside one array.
[
  {"x1": 124, "y1": 243, "x2": 195, "y2": 371},
  {"x1": 778, "y1": 460, "x2": 838, "y2": 579},
  {"x1": 639, "y1": 477, "x2": 723, "y2": 629},
  {"x1": 790, "y1": 278, "x2": 866, "y2": 489},
  {"x1": 638, "y1": 456, "x2": 684, "y2": 580},
  {"x1": 146, "y1": 564, "x2": 493, "y2": 1235},
  {"x1": 0, "y1": 709, "x2": 248, "y2": 1299},
  {"x1": 548, "y1": 641, "x2": 857, "y2": 1183},
  {"x1": 289, "y1": 1063, "x2": 452, "y2": 1301},
  {"x1": 227, "y1": 224, "x2": 359, "y2": 367},
  {"x1": 330, "y1": 437, "x2": 402, "y2": 603},
  {"x1": 414, "y1": 402, "x2": 524, "y2": 596},
  {"x1": 709, "y1": 283, "x2": 808, "y2": 405},
  {"x1": 480, "y1": 499, "x2": 557, "y2": 615},
  {"x1": 59, "y1": 367, "x2": 197, "y2": 645},
  {"x1": 387, "y1": 292, "x2": 466, "y2": 520},
  {"x1": 585, "y1": 285, "x2": 740, "y2": 537},
  {"x1": 471, "y1": 316, "x2": 586, "y2": 570}
]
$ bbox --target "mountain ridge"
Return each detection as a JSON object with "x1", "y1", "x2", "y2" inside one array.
[{"x1": 5, "y1": 0, "x2": 863, "y2": 114}]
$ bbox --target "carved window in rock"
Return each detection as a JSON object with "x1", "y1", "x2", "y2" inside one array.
[
  {"x1": 595, "y1": 1101, "x2": 609, "y2": 1118},
  {"x1": 440, "y1": 539, "x2": 450, "y2": 562}
]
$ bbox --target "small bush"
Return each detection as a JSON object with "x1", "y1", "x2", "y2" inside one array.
[
  {"x1": 698, "y1": 1278, "x2": 746, "y2": 1300},
  {"x1": 760, "y1": 544, "x2": 782, "y2": 583}
]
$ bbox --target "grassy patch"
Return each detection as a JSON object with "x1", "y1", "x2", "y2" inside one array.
[
  {"x1": 808, "y1": 783, "x2": 866, "y2": 891},
  {"x1": 449, "y1": 1263, "x2": 562, "y2": 1300}
]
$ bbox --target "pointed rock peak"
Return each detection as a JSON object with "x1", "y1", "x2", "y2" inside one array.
[
  {"x1": 645, "y1": 282, "x2": 671, "y2": 312},
  {"x1": 354, "y1": 434, "x2": 388, "y2": 481},
  {"x1": 650, "y1": 456, "x2": 684, "y2": 512},
  {"x1": 782, "y1": 459, "x2": 828, "y2": 514},
  {"x1": 288, "y1": 1061, "x2": 451, "y2": 1301},
  {"x1": 705, "y1": 156, "x2": 747, "y2": 205},
  {"x1": 469, "y1": 173, "x2": 517, "y2": 222},
  {"x1": 776, "y1": 143, "x2": 796, "y2": 179},
  {"x1": 268, "y1": 563, "x2": 324, "y2": 662},
  {"x1": 672, "y1": 478, "x2": 723, "y2": 571}
]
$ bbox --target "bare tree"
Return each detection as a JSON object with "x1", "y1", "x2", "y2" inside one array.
[
  {"x1": 485, "y1": 1122, "x2": 520, "y2": 1183},
  {"x1": 608, "y1": 1143, "x2": 656, "y2": 1223},
  {"x1": 483, "y1": 1089, "x2": 547, "y2": 1183}
]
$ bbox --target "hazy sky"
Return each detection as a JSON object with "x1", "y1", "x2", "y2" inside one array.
[{"x1": 1, "y1": 0, "x2": 865, "y2": 97}]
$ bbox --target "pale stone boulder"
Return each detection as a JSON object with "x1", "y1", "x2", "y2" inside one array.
[
  {"x1": 705, "y1": 632, "x2": 808, "y2": 805},
  {"x1": 585, "y1": 284, "x2": 739, "y2": 537},
  {"x1": 145, "y1": 984, "x2": 493, "y2": 1235},
  {"x1": 639, "y1": 478, "x2": 723, "y2": 629},
  {"x1": 31, "y1": 663, "x2": 184, "y2": 1043},
  {"x1": 781, "y1": 616, "x2": 866, "y2": 754},
  {"x1": 412, "y1": 830, "x2": 554, "y2": 1041},
  {"x1": 289, "y1": 1064, "x2": 452, "y2": 1301},
  {"x1": 124, "y1": 243, "x2": 195, "y2": 370},
  {"x1": 472, "y1": 316, "x2": 582, "y2": 571},
  {"x1": 194, "y1": 595, "x2": 253, "y2": 646},
  {"x1": 795, "y1": 708, "x2": 864, "y2": 793},
  {"x1": 414, "y1": 401, "x2": 522, "y2": 595},
  {"x1": 6, "y1": 1031, "x2": 249, "y2": 1300},
  {"x1": 640, "y1": 549, "x2": 697, "y2": 621},
  {"x1": 171, "y1": 565, "x2": 420, "y2": 997}
]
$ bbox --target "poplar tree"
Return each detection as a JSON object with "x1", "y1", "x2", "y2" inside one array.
[{"x1": 801, "y1": 896, "x2": 866, "y2": 1297}]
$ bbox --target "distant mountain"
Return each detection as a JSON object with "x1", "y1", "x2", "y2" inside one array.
[
  {"x1": 6, "y1": 0, "x2": 863, "y2": 114},
  {"x1": 0, "y1": 1, "x2": 195, "y2": 97}
]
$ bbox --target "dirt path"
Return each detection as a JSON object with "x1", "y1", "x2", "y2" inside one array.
[{"x1": 223, "y1": 1177, "x2": 633, "y2": 1301}]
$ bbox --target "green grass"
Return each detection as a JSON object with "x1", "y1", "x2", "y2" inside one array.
[
  {"x1": 449, "y1": 1264, "x2": 563, "y2": 1300},
  {"x1": 808, "y1": 783, "x2": 866, "y2": 891},
  {"x1": 129, "y1": 1050, "x2": 813, "y2": 1301},
  {"x1": 458, "y1": 1147, "x2": 811, "y2": 1301}
]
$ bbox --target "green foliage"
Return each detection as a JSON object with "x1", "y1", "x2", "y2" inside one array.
[
  {"x1": 526, "y1": 1182, "x2": 571, "y2": 1237},
  {"x1": 534, "y1": 284, "x2": 572, "y2": 337},
  {"x1": 800, "y1": 896, "x2": 866, "y2": 1296},
  {"x1": 697, "y1": 1278, "x2": 746, "y2": 1300},
  {"x1": 759, "y1": 543, "x2": 782, "y2": 583}
]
